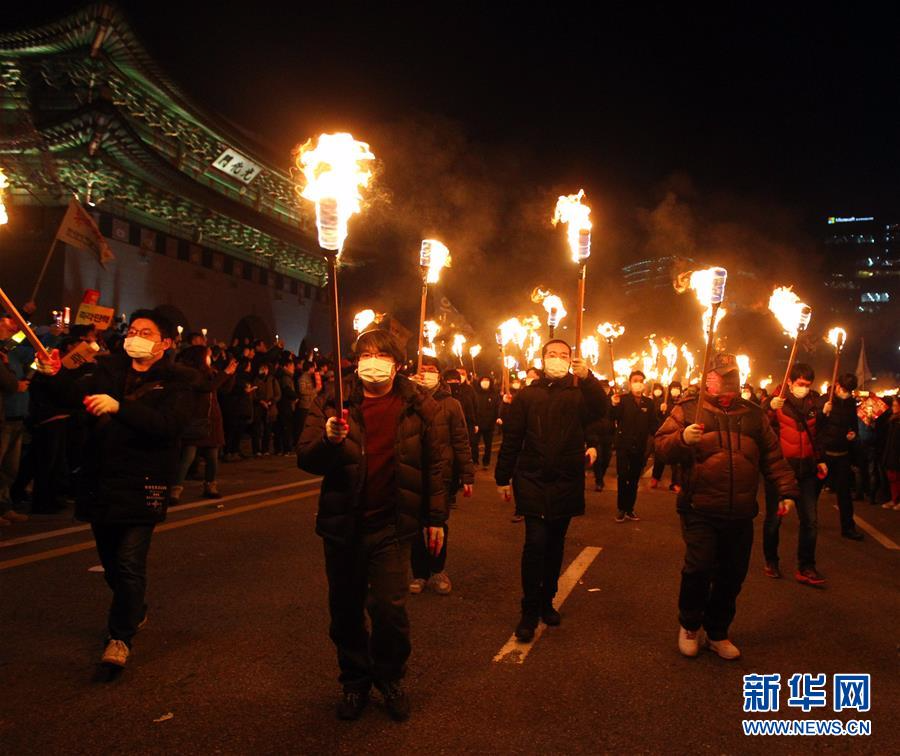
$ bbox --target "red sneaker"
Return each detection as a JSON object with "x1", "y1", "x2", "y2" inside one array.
[
  {"x1": 649, "y1": 478, "x2": 659, "y2": 489},
  {"x1": 763, "y1": 562, "x2": 781, "y2": 579},
  {"x1": 795, "y1": 568, "x2": 827, "y2": 587}
]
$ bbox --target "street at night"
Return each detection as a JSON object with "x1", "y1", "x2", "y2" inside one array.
[{"x1": 2, "y1": 454, "x2": 897, "y2": 753}]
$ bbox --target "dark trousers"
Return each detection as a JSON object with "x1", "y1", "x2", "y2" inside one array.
[
  {"x1": 323, "y1": 526, "x2": 411, "y2": 692},
  {"x1": 521, "y1": 516, "x2": 571, "y2": 616},
  {"x1": 274, "y1": 409, "x2": 295, "y2": 454},
  {"x1": 31, "y1": 420, "x2": 68, "y2": 512},
  {"x1": 652, "y1": 456, "x2": 682, "y2": 486},
  {"x1": 176, "y1": 445, "x2": 219, "y2": 486},
  {"x1": 223, "y1": 414, "x2": 246, "y2": 455},
  {"x1": 91, "y1": 523, "x2": 155, "y2": 646},
  {"x1": 294, "y1": 407, "x2": 309, "y2": 446},
  {"x1": 617, "y1": 448, "x2": 645, "y2": 513},
  {"x1": 764, "y1": 472, "x2": 820, "y2": 570},
  {"x1": 593, "y1": 439, "x2": 612, "y2": 487},
  {"x1": 411, "y1": 522, "x2": 448, "y2": 579},
  {"x1": 678, "y1": 511, "x2": 753, "y2": 641},
  {"x1": 472, "y1": 424, "x2": 495, "y2": 465},
  {"x1": 251, "y1": 411, "x2": 271, "y2": 455},
  {"x1": 826, "y1": 453, "x2": 856, "y2": 533}
]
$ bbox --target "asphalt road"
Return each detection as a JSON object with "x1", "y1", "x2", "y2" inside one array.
[{"x1": 1, "y1": 453, "x2": 898, "y2": 755}]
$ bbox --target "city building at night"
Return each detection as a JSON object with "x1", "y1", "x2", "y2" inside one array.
[{"x1": 0, "y1": 4, "x2": 330, "y2": 348}]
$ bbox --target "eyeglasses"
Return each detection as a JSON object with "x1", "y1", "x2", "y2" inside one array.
[{"x1": 126, "y1": 328, "x2": 160, "y2": 339}]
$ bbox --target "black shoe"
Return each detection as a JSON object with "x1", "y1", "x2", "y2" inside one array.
[
  {"x1": 377, "y1": 681, "x2": 410, "y2": 722},
  {"x1": 515, "y1": 614, "x2": 539, "y2": 642},
  {"x1": 541, "y1": 606, "x2": 561, "y2": 626},
  {"x1": 842, "y1": 529, "x2": 864, "y2": 541},
  {"x1": 336, "y1": 689, "x2": 369, "y2": 720}
]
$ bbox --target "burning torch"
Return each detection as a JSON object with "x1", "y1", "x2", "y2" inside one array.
[
  {"x1": 553, "y1": 190, "x2": 592, "y2": 373},
  {"x1": 498, "y1": 318, "x2": 525, "y2": 395},
  {"x1": 826, "y1": 327, "x2": 847, "y2": 403},
  {"x1": 685, "y1": 267, "x2": 728, "y2": 422},
  {"x1": 294, "y1": 132, "x2": 375, "y2": 414},
  {"x1": 768, "y1": 286, "x2": 812, "y2": 400},
  {"x1": 353, "y1": 309, "x2": 377, "y2": 335},
  {"x1": 598, "y1": 322, "x2": 625, "y2": 387},
  {"x1": 0, "y1": 168, "x2": 9, "y2": 226},
  {"x1": 416, "y1": 239, "x2": 451, "y2": 374},
  {"x1": 542, "y1": 294, "x2": 566, "y2": 338},
  {"x1": 451, "y1": 333, "x2": 467, "y2": 366},
  {"x1": 468, "y1": 344, "x2": 482, "y2": 374}
]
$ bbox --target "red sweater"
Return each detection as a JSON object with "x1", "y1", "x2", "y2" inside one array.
[{"x1": 360, "y1": 391, "x2": 404, "y2": 529}]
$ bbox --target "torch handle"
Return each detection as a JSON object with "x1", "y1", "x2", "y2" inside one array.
[
  {"x1": 500, "y1": 345, "x2": 509, "y2": 396},
  {"x1": 0, "y1": 286, "x2": 51, "y2": 363},
  {"x1": 607, "y1": 339, "x2": 616, "y2": 388},
  {"x1": 693, "y1": 302, "x2": 720, "y2": 424},
  {"x1": 416, "y1": 281, "x2": 428, "y2": 376},
  {"x1": 326, "y1": 256, "x2": 343, "y2": 415},
  {"x1": 777, "y1": 334, "x2": 802, "y2": 400},
  {"x1": 828, "y1": 346, "x2": 841, "y2": 404},
  {"x1": 573, "y1": 264, "x2": 586, "y2": 386}
]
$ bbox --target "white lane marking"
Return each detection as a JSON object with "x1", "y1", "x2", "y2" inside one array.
[
  {"x1": 493, "y1": 546, "x2": 602, "y2": 664},
  {"x1": 832, "y1": 505, "x2": 900, "y2": 550},
  {"x1": 0, "y1": 477, "x2": 322, "y2": 550}
]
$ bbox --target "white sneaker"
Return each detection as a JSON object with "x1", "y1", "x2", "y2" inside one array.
[
  {"x1": 427, "y1": 572, "x2": 452, "y2": 595},
  {"x1": 101, "y1": 639, "x2": 130, "y2": 667},
  {"x1": 882, "y1": 502, "x2": 895, "y2": 509},
  {"x1": 678, "y1": 626, "x2": 702, "y2": 657},
  {"x1": 707, "y1": 637, "x2": 741, "y2": 660},
  {"x1": 409, "y1": 578, "x2": 426, "y2": 594}
]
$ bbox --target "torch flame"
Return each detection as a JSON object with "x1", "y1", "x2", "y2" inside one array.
[
  {"x1": 543, "y1": 295, "x2": 567, "y2": 328},
  {"x1": 701, "y1": 304, "x2": 727, "y2": 338},
  {"x1": 760, "y1": 376, "x2": 773, "y2": 391},
  {"x1": 663, "y1": 339, "x2": 679, "y2": 373},
  {"x1": 420, "y1": 239, "x2": 451, "y2": 284},
  {"x1": 423, "y1": 319, "x2": 441, "y2": 346},
  {"x1": 498, "y1": 318, "x2": 526, "y2": 348},
  {"x1": 680, "y1": 344, "x2": 695, "y2": 378},
  {"x1": 580, "y1": 335, "x2": 599, "y2": 365},
  {"x1": 827, "y1": 327, "x2": 847, "y2": 350},
  {"x1": 552, "y1": 189, "x2": 592, "y2": 263},
  {"x1": 294, "y1": 133, "x2": 375, "y2": 253},
  {"x1": 451, "y1": 333, "x2": 467, "y2": 358},
  {"x1": 768, "y1": 286, "x2": 812, "y2": 338},
  {"x1": 736, "y1": 354, "x2": 751, "y2": 387},
  {"x1": 597, "y1": 322, "x2": 625, "y2": 340},
  {"x1": 0, "y1": 168, "x2": 8, "y2": 226},
  {"x1": 504, "y1": 355, "x2": 518, "y2": 370},
  {"x1": 469, "y1": 344, "x2": 482, "y2": 359},
  {"x1": 353, "y1": 309, "x2": 377, "y2": 334}
]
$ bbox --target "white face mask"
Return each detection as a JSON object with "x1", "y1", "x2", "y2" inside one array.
[
  {"x1": 543, "y1": 357, "x2": 570, "y2": 380},
  {"x1": 480, "y1": 380, "x2": 491, "y2": 390},
  {"x1": 357, "y1": 357, "x2": 394, "y2": 386},
  {"x1": 421, "y1": 372, "x2": 440, "y2": 390},
  {"x1": 836, "y1": 388, "x2": 850, "y2": 400},
  {"x1": 741, "y1": 391, "x2": 752, "y2": 400},
  {"x1": 791, "y1": 385, "x2": 810, "y2": 400},
  {"x1": 511, "y1": 382, "x2": 521, "y2": 391},
  {"x1": 653, "y1": 389, "x2": 663, "y2": 397},
  {"x1": 670, "y1": 388, "x2": 681, "y2": 397},
  {"x1": 525, "y1": 377, "x2": 534, "y2": 386},
  {"x1": 631, "y1": 382, "x2": 645, "y2": 395},
  {"x1": 124, "y1": 336, "x2": 158, "y2": 360}
]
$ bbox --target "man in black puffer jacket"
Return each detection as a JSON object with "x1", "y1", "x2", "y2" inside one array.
[
  {"x1": 495, "y1": 339, "x2": 607, "y2": 643},
  {"x1": 36, "y1": 309, "x2": 191, "y2": 670},
  {"x1": 298, "y1": 328, "x2": 446, "y2": 723},
  {"x1": 818, "y1": 373, "x2": 862, "y2": 539}
]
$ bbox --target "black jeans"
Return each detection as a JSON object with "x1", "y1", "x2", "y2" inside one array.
[
  {"x1": 251, "y1": 410, "x2": 271, "y2": 455},
  {"x1": 274, "y1": 408, "x2": 295, "y2": 454},
  {"x1": 411, "y1": 522, "x2": 448, "y2": 579},
  {"x1": 678, "y1": 511, "x2": 753, "y2": 641},
  {"x1": 472, "y1": 425, "x2": 495, "y2": 465},
  {"x1": 593, "y1": 439, "x2": 612, "y2": 487},
  {"x1": 31, "y1": 420, "x2": 68, "y2": 512},
  {"x1": 826, "y1": 453, "x2": 856, "y2": 533},
  {"x1": 617, "y1": 448, "x2": 644, "y2": 513},
  {"x1": 91, "y1": 523, "x2": 155, "y2": 646},
  {"x1": 521, "y1": 516, "x2": 571, "y2": 616},
  {"x1": 652, "y1": 456, "x2": 682, "y2": 486},
  {"x1": 764, "y1": 472, "x2": 819, "y2": 570},
  {"x1": 323, "y1": 525, "x2": 411, "y2": 692}
]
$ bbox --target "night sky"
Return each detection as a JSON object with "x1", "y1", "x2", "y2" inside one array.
[{"x1": 4, "y1": 2, "x2": 899, "y2": 367}]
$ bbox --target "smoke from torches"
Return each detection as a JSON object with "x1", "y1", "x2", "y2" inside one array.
[{"x1": 294, "y1": 133, "x2": 375, "y2": 253}]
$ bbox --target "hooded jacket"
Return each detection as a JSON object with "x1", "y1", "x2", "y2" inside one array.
[
  {"x1": 495, "y1": 372, "x2": 607, "y2": 519},
  {"x1": 655, "y1": 396, "x2": 799, "y2": 520},
  {"x1": 297, "y1": 374, "x2": 447, "y2": 544}
]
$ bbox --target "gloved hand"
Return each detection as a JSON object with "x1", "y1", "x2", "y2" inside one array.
[
  {"x1": 325, "y1": 411, "x2": 349, "y2": 444},
  {"x1": 822, "y1": 401, "x2": 833, "y2": 416},
  {"x1": 585, "y1": 447, "x2": 598, "y2": 467},
  {"x1": 424, "y1": 526, "x2": 445, "y2": 557},
  {"x1": 769, "y1": 396, "x2": 785, "y2": 411},
  {"x1": 610, "y1": 393, "x2": 621, "y2": 406},
  {"x1": 682, "y1": 424, "x2": 704, "y2": 445},
  {"x1": 571, "y1": 358, "x2": 590, "y2": 380},
  {"x1": 84, "y1": 394, "x2": 120, "y2": 416},
  {"x1": 497, "y1": 485, "x2": 511, "y2": 502}
]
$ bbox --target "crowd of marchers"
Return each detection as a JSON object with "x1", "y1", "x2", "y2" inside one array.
[{"x1": 9, "y1": 305, "x2": 900, "y2": 724}]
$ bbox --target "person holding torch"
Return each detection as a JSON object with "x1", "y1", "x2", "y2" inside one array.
[
  {"x1": 654, "y1": 353, "x2": 799, "y2": 660},
  {"x1": 297, "y1": 328, "x2": 447, "y2": 722},
  {"x1": 494, "y1": 339, "x2": 607, "y2": 643}
]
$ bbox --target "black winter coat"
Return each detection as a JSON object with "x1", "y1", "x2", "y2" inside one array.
[
  {"x1": 474, "y1": 385, "x2": 500, "y2": 427},
  {"x1": 817, "y1": 395, "x2": 859, "y2": 456},
  {"x1": 655, "y1": 397, "x2": 800, "y2": 520},
  {"x1": 297, "y1": 374, "x2": 447, "y2": 545},
  {"x1": 611, "y1": 393, "x2": 659, "y2": 458},
  {"x1": 451, "y1": 382, "x2": 477, "y2": 427},
  {"x1": 431, "y1": 386, "x2": 475, "y2": 492},
  {"x1": 60, "y1": 353, "x2": 192, "y2": 525},
  {"x1": 495, "y1": 372, "x2": 608, "y2": 519}
]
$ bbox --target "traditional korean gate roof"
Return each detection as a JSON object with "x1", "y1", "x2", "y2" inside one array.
[{"x1": 0, "y1": 3, "x2": 325, "y2": 284}]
